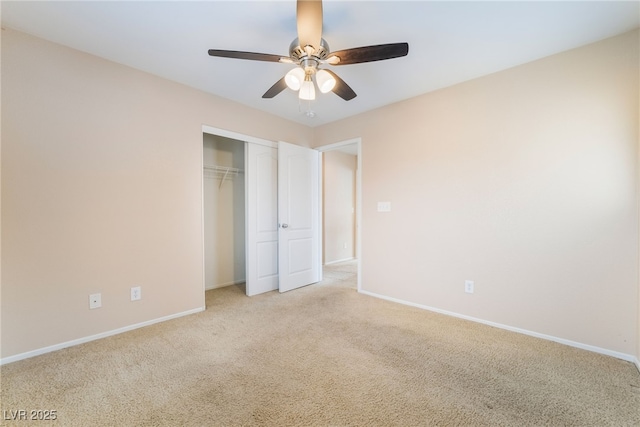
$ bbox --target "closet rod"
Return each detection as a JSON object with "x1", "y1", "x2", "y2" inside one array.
[{"x1": 203, "y1": 164, "x2": 244, "y2": 188}]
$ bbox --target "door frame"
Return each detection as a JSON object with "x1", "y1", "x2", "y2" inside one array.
[
  {"x1": 201, "y1": 125, "x2": 277, "y2": 297},
  {"x1": 315, "y1": 138, "x2": 362, "y2": 292}
]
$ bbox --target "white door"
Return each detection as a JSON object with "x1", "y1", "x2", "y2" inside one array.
[
  {"x1": 278, "y1": 141, "x2": 321, "y2": 292},
  {"x1": 245, "y1": 142, "x2": 279, "y2": 296}
]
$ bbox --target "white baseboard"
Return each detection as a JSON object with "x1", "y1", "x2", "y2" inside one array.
[
  {"x1": 324, "y1": 257, "x2": 356, "y2": 266},
  {"x1": 359, "y1": 290, "x2": 637, "y2": 364},
  {"x1": 205, "y1": 279, "x2": 245, "y2": 291},
  {"x1": 0, "y1": 306, "x2": 205, "y2": 365}
]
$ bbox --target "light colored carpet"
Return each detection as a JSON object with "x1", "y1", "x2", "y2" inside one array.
[{"x1": 2, "y1": 260, "x2": 639, "y2": 426}]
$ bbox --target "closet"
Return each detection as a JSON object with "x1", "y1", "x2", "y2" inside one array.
[
  {"x1": 202, "y1": 126, "x2": 322, "y2": 297},
  {"x1": 203, "y1": 134, "x2": 245, "y2": 290}
]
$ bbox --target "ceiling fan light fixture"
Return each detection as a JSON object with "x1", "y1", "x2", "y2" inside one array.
[
  {"x1": 299, "y1": 76, "x2": 316, "y2": 100},
  {"x1": 208, "y1": 0, "x2": 408, "y2": 104},
  {"x1": 316, "y1": 69, "x2": 336, "y2": 93},
  {"x1": 285, "y1": 67, "x2": 305, "y2": 91}
]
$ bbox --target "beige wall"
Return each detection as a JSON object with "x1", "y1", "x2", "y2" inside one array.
[
  {"x1": 323, "y1": 151, "x2": 357, "y2": 264},
  {"x1": 0, "y1": 29, "x2": 312, "y2": 359},
  {"x1": 2, "y1": 27, "x2": 639, "y2": 363},
  {"x1": 314, "y1": 30, "x2": 640, "y2": 356}
]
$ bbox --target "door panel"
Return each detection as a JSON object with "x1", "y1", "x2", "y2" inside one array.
[
  {"x1": 278, "y1": 141, "x2": 320, "y2": 292},
  {"x1": 246, "y1": 143, "x2": 279, "y2": 296},
  {"x1": 288, "y1": 238, "x2": 313, "y2": 274}
]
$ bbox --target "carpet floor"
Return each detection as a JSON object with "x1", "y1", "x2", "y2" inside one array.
[{"x1": 2, "y1": 260, "x2": 639, "y2": 426}]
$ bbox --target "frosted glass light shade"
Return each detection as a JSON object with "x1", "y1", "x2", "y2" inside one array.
[
  {"x1": 316, "y1": 69, "x2": 336, "y2": 93},
  {"x1": 299, "y1": 79, "x2": 316, "y2": 100},
  {"x1": 285, "y1": 68, "x2": 305, "y2": 91}
]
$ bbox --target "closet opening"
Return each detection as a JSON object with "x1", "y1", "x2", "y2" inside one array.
[
  {"x1": 201, "y1": 125, "x2": 345, "y2": 298},
  {"x1": 203, "y1": 133, "x2": 246, "y2": 293}
]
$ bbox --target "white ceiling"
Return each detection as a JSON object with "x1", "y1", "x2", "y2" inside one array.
[{"x1": 2, "y1": 1, "x2": 639, "y2": 127}]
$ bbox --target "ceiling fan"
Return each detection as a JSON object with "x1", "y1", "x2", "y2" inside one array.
[{"x1": 208, "y1": 0, "x2": 409, "y2": 102}]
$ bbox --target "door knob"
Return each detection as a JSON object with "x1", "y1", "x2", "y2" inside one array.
[{"x1": 281, "y1": 223, "x2": 289, "y2": 229}]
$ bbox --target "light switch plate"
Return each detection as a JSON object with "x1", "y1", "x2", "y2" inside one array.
[
  {"x1": 89, "y1": 293, "x2": 101, "y2": 309},
  {"x1": 377, "y1": 201, "x2": 391, "y2": 212}
]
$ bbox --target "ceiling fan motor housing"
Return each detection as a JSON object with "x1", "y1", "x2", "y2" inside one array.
[{"x1": 289, "y1": 37, "x2": 330, "y2": 63}]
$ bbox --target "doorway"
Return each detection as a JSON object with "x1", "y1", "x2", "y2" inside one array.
[
  {"x1": 317, "y1": 138, "x2": 362, "y2": 291},
  {"x1": 202, "y1": 133, "x2": 245, "y2": 291},
  {"x1": 202, "y1": 126, "x2": 278, "y2": 297}
]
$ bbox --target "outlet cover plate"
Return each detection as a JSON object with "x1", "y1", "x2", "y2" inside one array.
[
  {"x1": 465, "y1": 280, "x2": 474, "y2": 294},
  {"x1": 131, "y1": 286, "x2": 141, "y2": 301}
]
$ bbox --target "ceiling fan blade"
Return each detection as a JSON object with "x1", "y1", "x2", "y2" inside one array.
[
  {"x1": 208, "y1": 49, "x2": 284, "y2": 63},
  {"x1": 323, "y1": 70, "x2": 357, "y2": 101},
  {"x1": 328, "y1": 42, "x2": 409, "y2": 65},
  {"x1": 297, "y1": 0, "x2": 323, "y2": 51},
  {"x1": 262, "y1": 77, "x2": 288, "y2": 99}
]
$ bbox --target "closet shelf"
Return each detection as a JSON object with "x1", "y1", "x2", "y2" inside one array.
[{"x1": 204, "y1": 164, "x2": 244, "y2": 188}]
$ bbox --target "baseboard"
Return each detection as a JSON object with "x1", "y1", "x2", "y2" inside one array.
[
  {"x1": 359, "y1": 290, "x2": 637, "y2": 364},
  {"x1": 0, "y1": 306, "x2": 205, "y2": 365},
  {"x1": 205, "y1": 279, "x2": 245, "y2": 291},
  {"x1": 324, "y1": 257, "x2": 356, "y2": 266}
]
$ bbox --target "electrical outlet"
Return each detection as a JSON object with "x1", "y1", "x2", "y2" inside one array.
[
  {"x1": 89, "y1": 293, "x2": 101, "y2": 309},
  {"x1": 131, "y1": 286, "x2": 141, "y2": 301},
  {"x1": 465, "y1": 280, "x2": 474, "y2": 294},
  {"x1": 343, "y1": 242, "x2": 348, "y2": 249}
]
